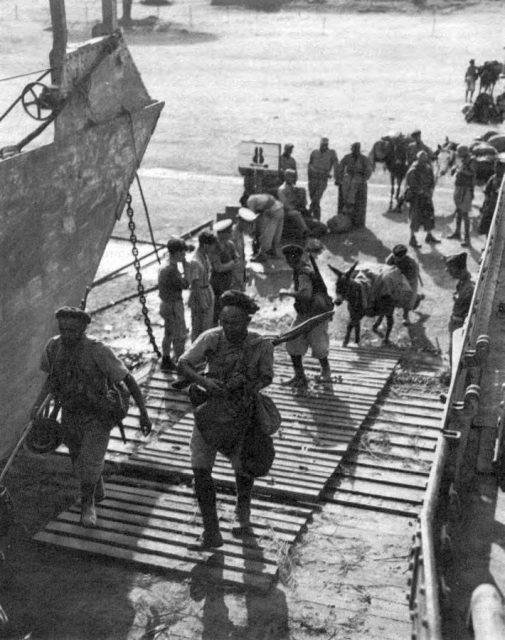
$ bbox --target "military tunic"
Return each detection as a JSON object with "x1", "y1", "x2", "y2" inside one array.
[
  {"x1": 307, "y1": 147, "x2": 339, "y2": 219},
  {"x1": 179, "y1": 328, "x2": 274, "y2": 470},
  {"x1": 338, "y1": 153, "x2": 373, "y2": 228},
  {"x1": 188, "y1": 248, "x2": 215, "y2": 341},
  {"x1": 41, "y1": 336, "x2": 129, "y2": 484},
  {"x1": 158, "y1": 262, "x2": 188, "y2": 358}
]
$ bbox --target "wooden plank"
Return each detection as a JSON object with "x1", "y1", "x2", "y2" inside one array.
[
  {"x1": 34, "y1": 532, "x2": 273, "y2": 592},
  {"x1": 52, "y1": 511, "x2": 280, "y2": 571},
  {"x1": 323, "y1": 491, "x2": 421, "y2": 517}
]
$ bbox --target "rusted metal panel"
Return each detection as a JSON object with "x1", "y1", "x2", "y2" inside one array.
[{"x1": 0, "y1": 30, "x2": 163, "y2": 461}]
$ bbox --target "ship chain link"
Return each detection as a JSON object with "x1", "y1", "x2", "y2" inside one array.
[{"x1": 126, "y1": 193, "x2": 161, "y2": 358}]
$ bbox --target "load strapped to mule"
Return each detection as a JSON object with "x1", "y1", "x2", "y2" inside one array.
[
  {"x1": 351, "y1": 263, "x2": 412, "y2": 314},
  {"x1": 464, "y1": 92, "x2": 505, "y2": 125}
]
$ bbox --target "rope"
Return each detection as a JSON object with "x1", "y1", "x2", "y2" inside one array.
[
  {"x1": 0, "y1": 67, "x2": 54, "y2": 84},
  {"x1": 135, "y1": 172, "x2": 161, "y2": 263}
]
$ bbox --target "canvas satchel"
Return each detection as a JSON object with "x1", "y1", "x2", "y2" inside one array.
[
  {"x1": 255, "y1": 392, "x2": 281, "y2": 436},
  {"x1": 238, "y1": 418, "x2": 275, "y2": 478}
]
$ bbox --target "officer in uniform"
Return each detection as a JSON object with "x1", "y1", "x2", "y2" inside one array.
[{"x1": 445, "y1": 252, "x2": 475, "y2": 366}]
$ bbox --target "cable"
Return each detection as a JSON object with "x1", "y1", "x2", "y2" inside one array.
[{"x1": 0, "y1": 67, "x2": 54, "y2": 83}]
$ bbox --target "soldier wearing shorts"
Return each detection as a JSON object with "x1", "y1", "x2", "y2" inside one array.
[
  {"x1": 30, "y1": 307, "x2": 152, "y2": 528},
  {"x1": 158, "y1": 238, "x2": 191, "y2": 372},
  {"x1": 280, "y1": 244, "x2": 331, "y2": 389},
  {"x1": 178, "y1": 291, "x2": 274, "y2": 549},
  {"x1": 188, "y1": 231, "x2": 217, "y2": 341}
]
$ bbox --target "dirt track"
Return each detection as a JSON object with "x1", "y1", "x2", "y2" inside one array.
[{"x1": 1, "y1": 1, "x2": 505, "y2": 638}]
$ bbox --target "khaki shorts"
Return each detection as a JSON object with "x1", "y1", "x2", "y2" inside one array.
[
  {"x1": 285, "y1": 316, "x2": 330, "y2": 360},
  {"x1": 160, "y1": 300, "x2": 187, "y2": 340},
  {"x1": 190, "y1": 425, "x2": 240, "y2": 471}
]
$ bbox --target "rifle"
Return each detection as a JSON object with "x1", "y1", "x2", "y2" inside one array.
[{"x1": 270, "y1": 310, "x2": 334, "y2": 346}]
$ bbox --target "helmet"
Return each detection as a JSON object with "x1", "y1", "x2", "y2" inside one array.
[{"x1": 25, "y1": 417, "x2": 62, "y2": 455}]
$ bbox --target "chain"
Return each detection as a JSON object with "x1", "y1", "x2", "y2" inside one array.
[{"x1": 126, "y1": 193, "x2": 161, "y2": 358}]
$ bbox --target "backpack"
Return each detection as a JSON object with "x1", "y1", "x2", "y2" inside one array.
[{"x1": 104, "y1": 381, "x2": 131, "y2": 423}]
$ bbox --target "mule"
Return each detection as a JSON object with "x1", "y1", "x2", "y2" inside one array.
[
  {"x1": 369, "y1": 133, "x2": 410, "y2": 210},
  {"x1": 329, "y1": 262, "x2": 406, "y2": 347},
  {"x1": 478, "y1": 61, "x2": 503, "y2": 96},
  {"x1": 436, "y1": 137, "x2": 495, "y2": 186}
]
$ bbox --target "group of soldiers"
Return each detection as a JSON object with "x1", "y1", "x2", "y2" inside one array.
[
  {"x1": 28, "y1": 231, "x2": 476, "y2": 547},
  {"x1": 237, "y1": 130, "x2": 501, "y2": 254},
  {"x1": 240, "y1": 137, "x2": 374, "y2": 255},
  {"x1": 26, "y1": 130, "x2": 491, "y2": 549}
]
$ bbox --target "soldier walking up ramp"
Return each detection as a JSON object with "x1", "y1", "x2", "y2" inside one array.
[{"x1": 34, "y1": 344, "x2": 399, "y2": 591}]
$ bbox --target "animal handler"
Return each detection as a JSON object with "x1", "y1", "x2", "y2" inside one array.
[
  {"x1": 30, "y1": 307, "x2": 152, "y2": 528},
  {"x1": 385, "y1": 244, "x2": 424, "y2": 325},
  {"x1": 279, "y1": 244, "x2": 332, "y2": 389}
]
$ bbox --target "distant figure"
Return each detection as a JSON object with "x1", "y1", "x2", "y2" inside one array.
[
  {"x1": 188, "y1": 231, "x2": 217, "y2": 341},
  {"x1": 405, "y1": 150, "x2": 440, "y2": 247},
  {"x1": 385, "y1": 244, "x2": 424, "y2": 325},
  {"x1": 407, "y1": 130, "x2": 435, "y2": 166},
  {"x1": 445, "y1": 252, "x2": 475, "y2": 367},
  {"x1": 246, "y1": 193, "x2": 285, "y2": 262},
  {"x1": 307, "y1": 137, "x2": 339, "y2": 220},
  {"x1": 230, "y1": 207, "x2": 258, "y2": 291},
  {"x1": 158, "y1": 238, "x2": 191, "y2": 372},
  {"x1": 277, "y1": 169, "x2": 311, "y2": 241},
  {"x1": 338, "y1": 142, "x2": 372, "y2": 229},
  {"x1": 479, "y1": 153, "x2": 505, "y2": 235},
  {"x1": 279, "y1": 244, "x2": 332, "y2": 388},
  {"x1": 30, "y1": 307, "x2": 152, "y2": 528},
  {"x1": 280, "y1": 143, "x2": 297, "y2": 182},
  {"x1": 210, "y1": 219, "x2": 239, "y2": 324},
  {"x1": 465, "y1": 59, "x2": 479, "y2": 102},
  {"x1": 448, "y1": 145, "x2": 476, "y2": 247}
]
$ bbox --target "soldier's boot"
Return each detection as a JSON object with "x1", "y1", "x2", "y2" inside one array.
[
  {"x1": 316, "y1": 357, "x2": 332, "y2": 383},
  {"x1": 80, "y1": 482, "x2": 97, "y2": 528},
  {"x1": 191, "y1": 468, "x2": 223, "y2": 550},
  {"x1": 173, "y1": 339, "x2": 186, "y2": 364},
  {"x1": 282, "y1": 356, "x2": 308, "y2": 389},
  {"x1": 160, "y1": 356, "x2": 175, "y2": 372},
  {"x1": 461, "y1": 218, "x2": 471, "y2": 247},
  {"x1": 448, "y1": 212, "x2": 462, "y2": 240},
  {"x1": 94, "y1": 475, "x2": 106, "y2": 504},
  {"x1": 232, "y1": 473, "x2": 254, "y2": 537}
]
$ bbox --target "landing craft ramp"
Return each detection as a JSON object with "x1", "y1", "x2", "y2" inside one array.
[{"x1": 34, "y1": 344, "x2": 414, "y2": 592}]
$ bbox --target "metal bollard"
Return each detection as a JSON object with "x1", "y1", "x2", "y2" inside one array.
[{"x1": 469, "y1": 583, "x2": 505, "y2": 640}]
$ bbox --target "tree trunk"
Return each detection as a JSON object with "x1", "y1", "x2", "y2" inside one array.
[{"x1": 122, "y1": 0, "x2": 133, "y2": 24}]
